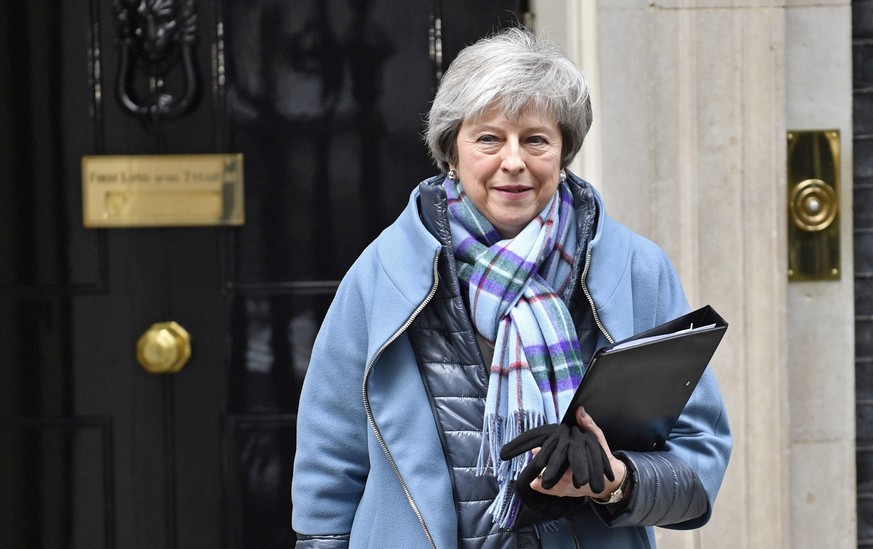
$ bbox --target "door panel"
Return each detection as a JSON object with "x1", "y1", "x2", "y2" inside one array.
[
  {"x1": 0, "y1": 2, "x2": 80, "y2": 547},
  {"x1": 0, "y1": 1, "x2": 526, "y2": 547},
  {"x1": 225, "y1": 0, "x2": 437, "y2": 284}
]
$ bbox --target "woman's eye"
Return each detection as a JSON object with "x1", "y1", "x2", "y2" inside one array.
[
  {"x1": 527, "y1": 135, "x2": 548, "y2": 145},
  {"x1": 477, "y1": 134, "x2": 498, "y2": 143}
]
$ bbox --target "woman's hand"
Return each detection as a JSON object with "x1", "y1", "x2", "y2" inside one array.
[{"x1": 529, "y1": 406, "x2": 626, "y2": 499}]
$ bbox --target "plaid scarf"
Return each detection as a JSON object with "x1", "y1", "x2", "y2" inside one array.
[{"x1": 444, "y1": 177, "x2": 586, "y2": 528}]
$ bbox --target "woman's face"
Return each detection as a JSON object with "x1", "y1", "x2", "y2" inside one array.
[{"x1": 452, "y1": 106, "x2": 563, "y2": 239}]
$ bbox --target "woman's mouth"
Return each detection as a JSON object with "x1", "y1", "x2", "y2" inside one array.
[{"x1": 495, "y1": 186, "x2": 530, "y2": 194}]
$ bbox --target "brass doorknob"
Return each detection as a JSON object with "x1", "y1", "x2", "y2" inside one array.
[{"x1": 136, "y1": 321, "x2": 192, "y2": 374}]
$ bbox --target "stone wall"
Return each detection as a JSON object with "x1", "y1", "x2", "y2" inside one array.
[{"x1": 534, "y1": 1, "x2": 856, "y2": 547}]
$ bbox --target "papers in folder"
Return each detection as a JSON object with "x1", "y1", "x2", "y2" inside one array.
[{"x1": 560, "y1": 305, "x2": 728, "y2": 452}]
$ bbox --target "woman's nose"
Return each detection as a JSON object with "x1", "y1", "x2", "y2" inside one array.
[{"x1": 500, "y1": 140, "x2": 526, "y2": 174}]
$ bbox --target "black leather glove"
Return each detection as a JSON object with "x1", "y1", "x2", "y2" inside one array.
[{"x1": 499, "y1": 422, "x2": 615, "y2": 524}]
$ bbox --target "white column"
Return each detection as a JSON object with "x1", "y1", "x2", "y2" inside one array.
[
  {"x1": 532, "y1": 0, "x2": 857, "y2": 547},
  {"x1": 592, "y1": 5, "x2": 791, "y2": 548},
  {"x1": 785, "y1": 1, "x2": 856, "y2": 548}
]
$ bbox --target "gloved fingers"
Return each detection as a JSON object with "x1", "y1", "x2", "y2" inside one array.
[
  {"x1": 562, "y1": 428, "x2": 611, "y2": 492},
  {"x1": 567, "y1": 438, "x2": 591, "y2": 489},
  {"x1": 535, "y1": 423, "x2": 566, "y2": 460},
  {"x1": 585, "y1": 441, "x2": 606, "y2": 494},
  {"x1": 499, "y1": 423, "x2": 558, "y2": 461},
  {"x1": 513, "y1": 424, "x2": 622, "y2": 499},
  {"x1": 581, "y1": 430, "x2": 612, "y2": 494},
  {"x1": 600, "y1": 446, "x2": 616, "y2": 483},
  {"x1": 517, "y1": 444, "x2": 551, "y2": 488},
  {"x1": 581, "y1": 429, "x2": 614, "y2": 483},
  {"x1": 540, "y1": 439, "x2": 571, "y2": 489}
]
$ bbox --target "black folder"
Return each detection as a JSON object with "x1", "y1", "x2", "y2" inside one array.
[{"x1": 560, "y1": 305, "x2": 728, "y2": 452}]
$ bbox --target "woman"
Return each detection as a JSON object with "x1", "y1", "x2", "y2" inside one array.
[{"x1": 292, "y1": 27, "x2": 731, "y2": 548}]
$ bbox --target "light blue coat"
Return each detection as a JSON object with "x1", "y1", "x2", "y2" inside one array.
[{"x1": 292, "y1": 177, "x2": 732, "y2": 548}]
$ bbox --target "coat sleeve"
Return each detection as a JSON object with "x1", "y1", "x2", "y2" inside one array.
[
  {"x1": 291, "y1": 266, "x2": 373, "y2": 546},
  {"x1": 591, "y1": 241, "x2": 732, "y2": 529},
  {"x1": 295, "y1": 534, "x2": 351, "y2": 549}
]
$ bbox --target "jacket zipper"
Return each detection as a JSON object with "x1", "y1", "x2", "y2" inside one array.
[
  {"x1": 362, "y1": 251, "x2": 441, "y2": 549},
  {"x1": 580, "y1": 249, "x2": 614, "y2": 345}
]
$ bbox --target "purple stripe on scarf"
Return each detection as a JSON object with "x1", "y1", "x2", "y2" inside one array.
[
  {"x1": 547, "y1": 340, "x2": 580, "y2": 354},
  {"x1": 469, "y1": 273, "x2": 517, "y2": 297}
]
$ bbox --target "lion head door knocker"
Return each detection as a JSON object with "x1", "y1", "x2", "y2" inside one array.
[{"x1": 113, "y1": 0, "x2": 201, "y2": 130}]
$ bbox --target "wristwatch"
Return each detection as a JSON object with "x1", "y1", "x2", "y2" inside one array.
[{"x1": 592, "y1": 462, "x2": 630, "y2": 505}]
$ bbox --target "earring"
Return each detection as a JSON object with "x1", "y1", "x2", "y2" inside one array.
[
  {"x1": 559, "y1": 170, "x2": 567, "y2": 182},
  {"x1": 447, "y1": 169, "x2": 458, "y2": 181}
]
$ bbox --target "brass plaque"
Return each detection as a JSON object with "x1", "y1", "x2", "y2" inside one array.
[
  {"x1": 82, "y1": 154, "x2": 244, "y2": 227},
  {"x1": 787, "y1": 130, "x2": 840, "y2": 281}
]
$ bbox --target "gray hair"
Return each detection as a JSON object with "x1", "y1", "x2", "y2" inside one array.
[{"x1": 425, "y1": 27, "x2": 593, "y2": 171}]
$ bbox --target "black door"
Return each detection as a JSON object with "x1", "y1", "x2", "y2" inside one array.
[{"x1": 0, "y1": 1, "x2": 525, "y2": 547}]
